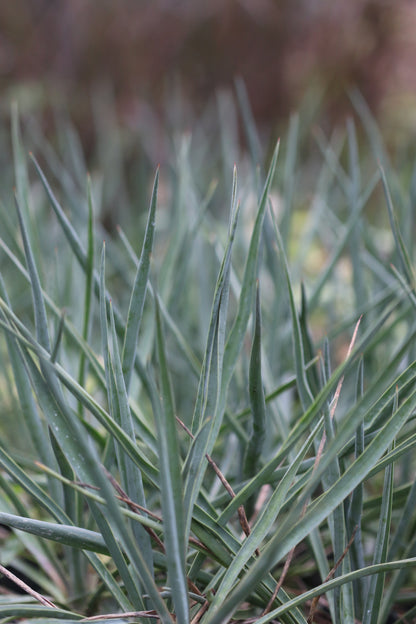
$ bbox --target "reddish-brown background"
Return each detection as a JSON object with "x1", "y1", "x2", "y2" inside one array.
[{"x1": 1, "y1": 0, "x2": 415, "y2": 145}]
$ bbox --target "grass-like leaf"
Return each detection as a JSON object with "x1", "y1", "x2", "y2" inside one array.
[
  {"x1": 150, "y1": 293, "x2": 189, "y2": 622},
  {"x1": 243, "y1": 281, "x2": 266, "y2": 484},
  {"x1": 122, "y1": 168, "x2": 158, "y2": 391},
  {"x1": 362, "y1": 440, "x2": 394, "y2": 624},
  {"x1": 380, "y1": 165, "x2": 415, "y2": 288},
  {"x1": 0, "y1": 512, "x2": 109, "y2": 554},
  {"x1": 77, "y1": 175, "x2": 95, "y2": 413},
  {"x1": 183, "y1": 192, "x2": 240, "y2": 538},
  {"x1": 14, "y1": 194, "x2": 50, "y2": 352}
]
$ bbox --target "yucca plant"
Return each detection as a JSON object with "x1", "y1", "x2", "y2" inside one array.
[{"x1": 1, "y1": 93, "x2": 416, "y2": 624}]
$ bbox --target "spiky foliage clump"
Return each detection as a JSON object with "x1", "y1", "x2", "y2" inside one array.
[{"x1": 1, "y1": 97, "x2": 416, "y2": 624}]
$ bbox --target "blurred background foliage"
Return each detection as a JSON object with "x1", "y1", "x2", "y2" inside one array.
[
  {"x1": 0, "y1": 0, "x2": 415, "y2": 234},
  {"x1": 1, "y1": 0, "x2": 416, "y2": 151}
]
